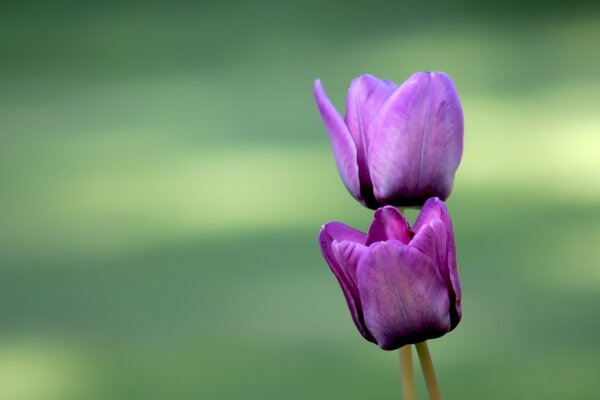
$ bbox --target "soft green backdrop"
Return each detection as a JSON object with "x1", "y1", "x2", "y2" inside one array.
[{"x1": 1, "y1": 1, "x2": 600, "y2": 399}]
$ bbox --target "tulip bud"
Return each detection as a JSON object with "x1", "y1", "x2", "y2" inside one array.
[
  {"x1": 318, "y1": 198, "x2": 461, "y2": 350},
  {"x1": 314, "y1": 72, "x2": 463, "y2": 208}
]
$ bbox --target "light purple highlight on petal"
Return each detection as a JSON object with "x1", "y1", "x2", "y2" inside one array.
[
  {"x1": 314, "y1": 80, "x2": 362, "y2": 203},
  {"x1": 345, "y1": 75, "x2": 397, "y2": 183}
]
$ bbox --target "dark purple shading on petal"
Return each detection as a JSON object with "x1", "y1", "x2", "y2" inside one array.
[
  {"x1": 345, "y1": 75, "x2": 397, "y2": 208},
  {"x1": 368, "y1": 72, "x2": 464, "y2": 207},
  {"x1": 357, "y1": 240, "x2": 451, "y2": 350},
  {"x1": 319, "y1": 222, "x2": 375, "y2": 342},
  {"x1": 314, "y1": 80, "x2": 363, "y2": 204},
  {"x1": 366, "y1": 206, "x2": 412, "y2": 245},
  {"x1": 412, "y1": 198, "x2": 462, "y2": 328}
]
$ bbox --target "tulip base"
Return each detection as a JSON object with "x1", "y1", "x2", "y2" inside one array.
[
  {"x1": 416, "y1": 341, "x2": 442, "y2": 400},
  {"x1": 399, "y1": 345, "x2": 416, "y2": 400}
]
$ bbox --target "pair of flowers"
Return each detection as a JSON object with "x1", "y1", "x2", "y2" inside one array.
[{"x1": 315, "y1": 72, "x2": 463, "y2": 351}]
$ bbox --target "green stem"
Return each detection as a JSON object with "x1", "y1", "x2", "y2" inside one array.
[
  {"x1": 416, "y1": 341, "x2": 442, "y2": 400},
  {"x1": 399, "y1": 345, "x2": 416, "y2": 400}
]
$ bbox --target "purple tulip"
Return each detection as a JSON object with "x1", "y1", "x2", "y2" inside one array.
[
  {"x1": 314, "y1": 72, "x2": 463, "y2": 209},
  {"x1": 318, "y1": 198, "x2": 461, "y2": 350}
]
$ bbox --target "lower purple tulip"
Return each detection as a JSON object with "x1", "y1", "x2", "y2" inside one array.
[{"x1": 319, "y1": 197, "x2": 462, "y2": 350}]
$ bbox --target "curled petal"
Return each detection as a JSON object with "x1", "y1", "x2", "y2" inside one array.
[
  {"x1": 319, "y1": 223, "x2": 374, "y2": 342},
  {"x1": 314, "y1": 80, "x2": 362, "y2": 203},
  {"x1": 366, "y1": 206, "x2": 412, "y2": 245},
  {"x1": 368, "y1": 72, "x2": 464, "y2": 207},
  {"x1": 357, "y1": 241, "x2": 451, "y2": 350}
]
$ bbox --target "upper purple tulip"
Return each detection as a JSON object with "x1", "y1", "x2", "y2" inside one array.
[
  {"x1": 318, "y1": 198, "x2": 462, "y2": 350},
  {"x1": 314, "y1": 72, "x2": 464, "y2": 209}
]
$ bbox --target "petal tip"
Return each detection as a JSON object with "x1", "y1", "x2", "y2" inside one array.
[
  {"x1": 313, "y1": 79, "x2": 325, "y2": 97},
  {"x1": 407, "y1": 70, "x2": 432, "y2": 82}
]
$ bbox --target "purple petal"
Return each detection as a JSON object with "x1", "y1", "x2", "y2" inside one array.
[
  {"x1": 357, "y1": 241, "x2": 451, "y2": 350},
  {"x1": 368, "y1": 72, "x2": 464, "y2": 207},
  {"x1": 366, "y1": 206, "x2": 412, "y2": 245},
  {"x1": 345, "y1": 75, "x2": 397, "y2": 147},
  {"x1": 332, "y1": 240, "x2": 367, "y2": 293},
  {"x1": 319, "y1": 222, "x2": 374, "y2": 342},
  {"x1": 345, "y1": 75, "x2": 397, "y2": 203},
  {"x1": 412, "y1": 198, "x2": 462, "y2": 328},
  {"x1": 314, "y1": 80, "x2": 362, "y2": 203},
  {"x1": 320, "y1": 221, "x2": 367, "y2": 245},
  {"x1": 412, "y1": 197, "x2": 448, "y2": 233}
]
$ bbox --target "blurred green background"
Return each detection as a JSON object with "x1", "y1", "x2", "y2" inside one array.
[{"x1": 1, "y1": 1, "x2": 600, "y2": 399}]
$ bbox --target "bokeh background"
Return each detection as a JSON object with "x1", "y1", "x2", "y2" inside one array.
[{"x1": 1, "y1": 1, "x2": 600, "y2": 399}]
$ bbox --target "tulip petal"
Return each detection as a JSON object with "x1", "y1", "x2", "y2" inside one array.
[
  {"x1": 345, "y1": 75, "x2": 397, "y2": 206},
  {"x1": 366, "y1": 206, "x2": 412, "y2": 245},
  {"x1": 314, "y1": 80, "x2": 362, "y2": 203},
  {"x1": 319, "y1": 222, "x2": 374, "y2": 342},
  {"x1": 345, "y1": 75, "x2": 397, "y2": 147},
  {"x1": 368, "y1": 72, "x2": 464, "y2": 207},
  {"x1": 412, "y1": 198, "x2": 462, "y2": 328},
  {"x1": 357, "y1": 241, "x2": 451, "y2": 350}
]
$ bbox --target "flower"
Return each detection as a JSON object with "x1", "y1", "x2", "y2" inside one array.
[
  {"x1": 314, "y1": 72, "x2": 463, "y2": 209},
  {"x1": 318, "y1": 197, "x2": 461, "y2": 350}
]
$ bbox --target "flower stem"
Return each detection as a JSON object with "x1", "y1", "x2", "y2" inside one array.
[
  {"x1": 399, "y1": 346, "x2": 416, "y2": 400},
  {"x1": 416, "y1": 341, "x2": 442, "y2": 400}
]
